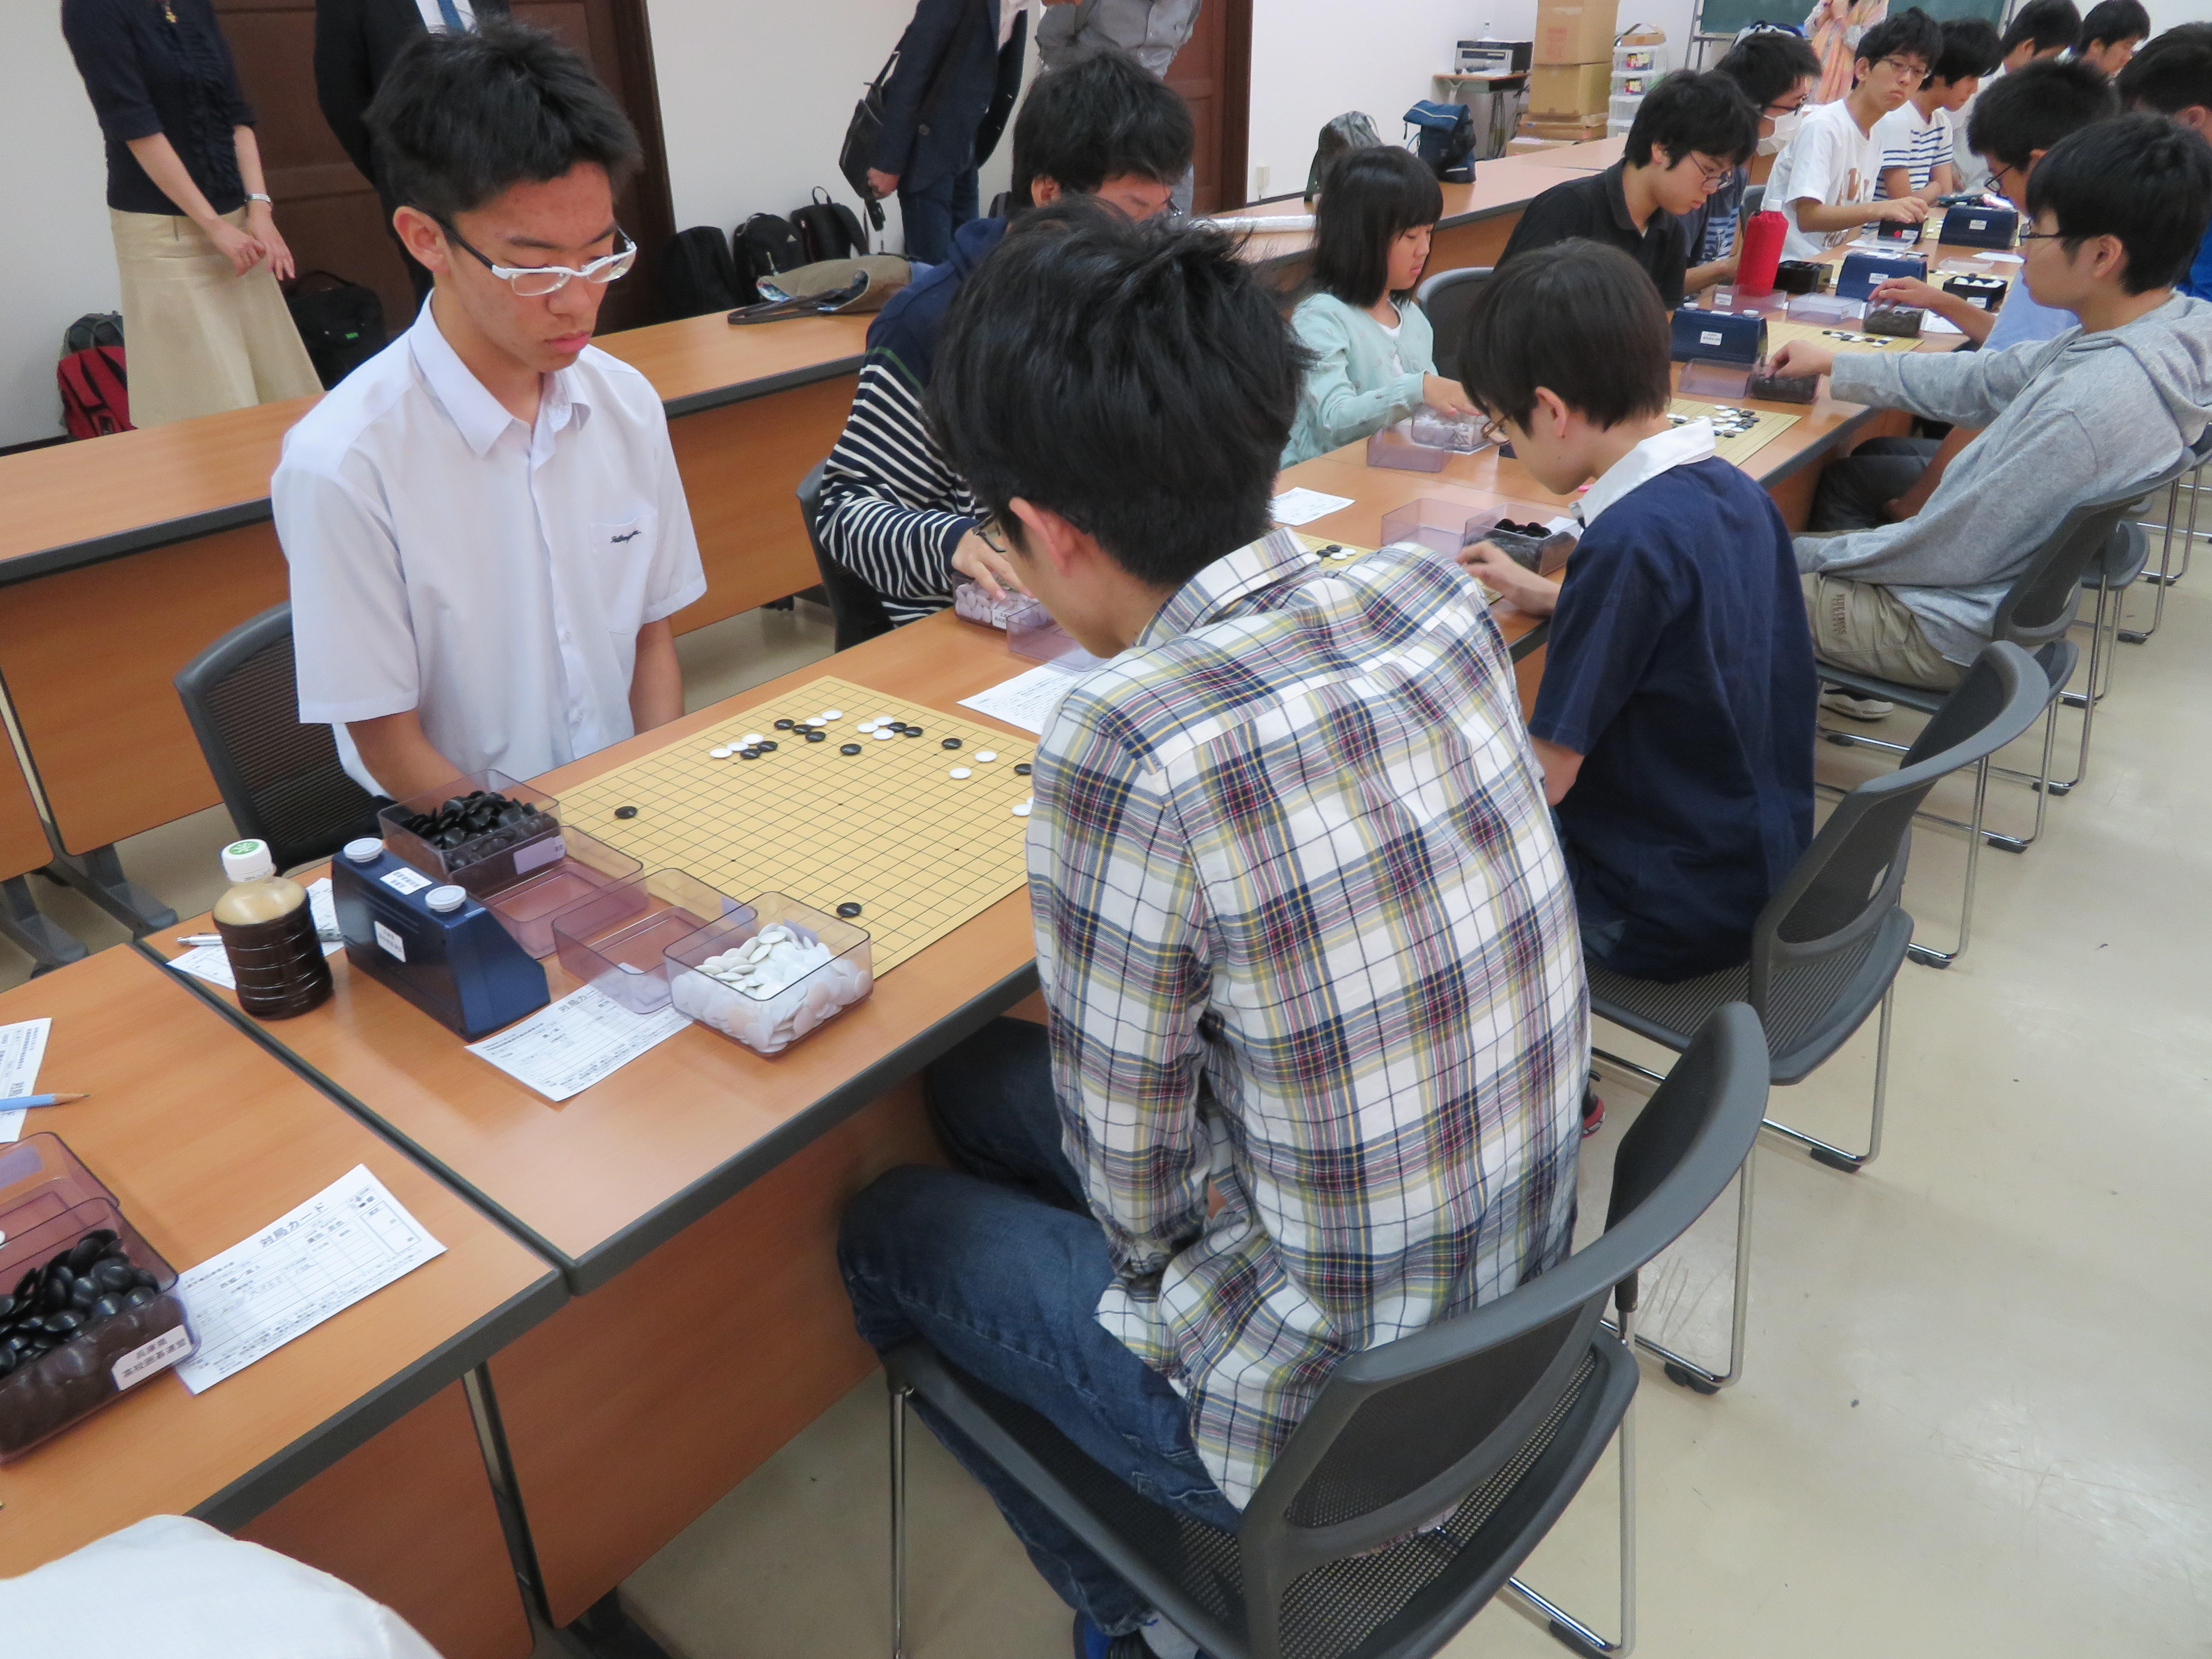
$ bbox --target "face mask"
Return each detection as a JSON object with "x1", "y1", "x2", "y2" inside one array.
[{"x1": 1760, "y1": 108, "x2": 1804, "y2": 154}]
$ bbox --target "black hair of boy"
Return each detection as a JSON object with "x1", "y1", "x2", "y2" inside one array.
[
  {"x1": 366, "y1": 21, "x2": 640, "y2": 221},
  {"x1": 1009, "y1": 51, "x2": 1194, "y2": 210},
  {"x1": 1714, "y1": 30, "x2": 1822, "y2": 109},
  {"x1": 2002, "y1": 0, "x2": 2083, "y2": 58},
  {"x1": 1855, "y1": 7, "x2": 1945, "y2": 73},
  {"x1": 2079, "y1": 0, "x2": 2151, "y2": 53},
  {"x1": 1308, "y1": 146, "x2": 1442, "y2": 308},
  {"x1": 1966, "y1": 56, "x2": 2119, "y2": 167},
  {"x1": 2026, "y1": 111, "x2": 2212, "y2": 293},
  {"x1": 1624, "y1": 69, "x2": 1760, "y2": 169},
  {"x1": 1455, "y1": 239, "x2": 1671, "y2": 431},
  {"x1": 929, "y1": 204, "x2": 1304, "y2": 591},
  {"x1": 2116, "y1": 23, "x2": 2212, "y2": 114},
  {"x1": 1932, "y1": 17, "x2": 2004, "y2": 84}
]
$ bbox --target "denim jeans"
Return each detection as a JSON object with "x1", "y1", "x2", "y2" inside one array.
[
  {"x1": 896, "y1": 166, "x2": 981, "y2": 264},
  {"x1": 838, "y1": 1017, "x2": 1240, "y2": 1636}
]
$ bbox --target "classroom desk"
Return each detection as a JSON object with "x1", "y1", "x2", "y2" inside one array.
[
  {"x1": 0, "y1": 310, "x2": 869, "y2": 905},
  {"x1": 0, "y1": 735, "x2": 82, "y2": 972},
  {"x1": 1515, "y1": 134, "x2": 1627, "y2": 172},
  {"x1": 0, "y1": 945, "x2": 563, "y2": 1659}
]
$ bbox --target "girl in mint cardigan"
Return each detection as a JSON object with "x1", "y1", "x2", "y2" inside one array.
[{"x1": 1282, "y1": 146, "x2": 1479, "y2": 467}]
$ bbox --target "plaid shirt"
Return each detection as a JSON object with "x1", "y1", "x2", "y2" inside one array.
[{"x1": 1029, "y1": 530, "x2": 1589, "y2": 1507}]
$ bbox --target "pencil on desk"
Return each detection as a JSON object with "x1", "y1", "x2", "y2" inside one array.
[{"x1": 0, "y1": 1094, "x2": 88, "y2": 1109}]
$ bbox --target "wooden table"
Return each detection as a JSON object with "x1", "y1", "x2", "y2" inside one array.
[
  {"x1": 0, "y1": 946, "x2": 564, "y2": 1659},
  {"x1": 1516, "y1": 134, "x2": 1627, "y2": 172},
  {"x1": 0, "y1": 734, "x2": 82, "y2": 972}
]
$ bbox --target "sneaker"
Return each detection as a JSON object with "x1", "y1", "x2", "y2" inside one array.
[
  {"x1": 1582, "y1": 1083, "x2": 1606, "y2": 1138},
  {"x1": 1819, "y1": 685, "x2": 1894, "y2": 720},
  {"x1": 1074, "y1": 1612, "x2": 1212, "y2": 1659}
]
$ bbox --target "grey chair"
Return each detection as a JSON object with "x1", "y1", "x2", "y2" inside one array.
[
  {"x1": 173, "y1": 603, "x2": 381, "y2": 874},
  {"x1": 1740, "y1": 183, "x2": 1765, "y2": 219},
  {"x1": 797, "y1": 460, "x2": 897, "y2": 652},
  {"x1": 1413, "y1": 266, "x2": 1493, "y2": 381},
  {"x1": 1590, "y1": 642, "x2": 2046, "y2": 1394},
  {"x1": 884, "y1": 1004, "x2": 1773, "y2": 1659},
  {"x1": 2122, "y1": 430, "x2": 2209, "y2": 643}
]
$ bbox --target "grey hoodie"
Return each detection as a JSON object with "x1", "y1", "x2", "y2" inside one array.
[
  {"x1": 1036, "y1": 0, "x2": 1200, "y2": 75},
  {"x1": 1796, "y1": 294, "x2": 2212, "y2": 664}
]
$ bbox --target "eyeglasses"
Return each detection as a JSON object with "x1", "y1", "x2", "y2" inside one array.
[
  {"x1": 2018, "y1": 229, "x2": 2071, "y2": 245},
  {"x1": 1686, "y1": 153, "x2": 1731, "y2": 188},
  {"x1": 437, "y1": 221, "x2": 637, "y2": 296},
  {"x1": 973, "y1": 514, "x2": 1014, "y2": 557},
  {"x1": 1763, "y1": 96, "x2": 1808, "y2": 116},
  {"x1": 1872, "y1": 56, "x2": 1929, "y2": 86}
]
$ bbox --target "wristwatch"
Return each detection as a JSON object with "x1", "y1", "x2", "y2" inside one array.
[{"x1": 245, "y1": 192, "x2": 272, "y2": 205}]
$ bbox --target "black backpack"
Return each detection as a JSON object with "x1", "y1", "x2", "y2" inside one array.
[
  {"x1": 63, "y1": 312, "x2": 124, "y2": 355},
  {"x1": 657, "y1": 225, "x2": 742, "y2": 317},
  {"x1": 1404, "y1": 101, "x2": 1478, "y2": 185},
  {"x1": 792, "y1": 187, "x2": 867, "y2": 264},
  {"x1": 732, "y1": 213, "x2": 808, "y2": 305},
  {"x1": 284, "y1": 271, "x2": 387, "y2": 389},
  {"x1": 1304, "y1": 112, "x2": 1385, "y2": 201}
]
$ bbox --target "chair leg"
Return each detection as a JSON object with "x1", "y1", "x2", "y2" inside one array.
[
  {"x1": 1906, "y1": 755, "x2": 1988, "y2": 968},
  {"x1": 2120, "y1": 475, "x2": 2182, "y2": 643},
  {"x1": 1504, "y1": 1313, "x2": 1636, "y2": 1656},
  {"x1": 890, "y1": 1381, "x2": 911, "y2": 1659},
  {"x1": 1756, "y1": 981, "x2": 1892, "y2": 1174}
]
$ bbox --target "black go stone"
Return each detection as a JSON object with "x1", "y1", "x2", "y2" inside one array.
[
  {"x1": 805, "y1": 730, "x2": 827, "y2": 743},
  {"x1": 836, "y1": 902, "x2": 863, "y2": 919},
  {"x1": 739, "y1": 748, "x2": 761, "y2": 760},
  {"x1": 614, "y1": 806, "x2": 639, "y2": 820},
  {"x1": 1014, "y1": 763, "x2": 1033, "y2": 776},
  {"x1": 774, "y1": 719, "x2": 795, "y2": 730},
  {"x1": 903, "y1": 727, "x2": 923, "y2": 738},
  {"x1": 841, "y1": 743, "x2": 862, "y2": 755},
  {"x1": 760, "y1": 741, "x2": 779, "y2": 752},
  {"x1": 942, "y1": 737, "x2": 962, "y2": 749}
]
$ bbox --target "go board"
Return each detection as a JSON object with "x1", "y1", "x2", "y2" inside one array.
[
  {"x1": 1666, "y1": 397, "x2": 1799, "y2": 468},
  {"x1": 1766, "y1": 318, "x2": 1924, "y2": 358},
  {"x1": 556, "y1": 676, "x2": 1036, "y2": 975}
]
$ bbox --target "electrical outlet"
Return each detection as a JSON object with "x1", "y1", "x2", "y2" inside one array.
[{"x1": 1253, "y1": 162, "x2": 1271, "y2": 197}]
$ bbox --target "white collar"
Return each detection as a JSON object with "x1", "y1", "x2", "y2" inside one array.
[
  {"x1": 406, "y1": 300, "x2": 588, "y2": 458},
  {"x1": 1573, "y1": 419, "x2": 1718, "y2": 530}
]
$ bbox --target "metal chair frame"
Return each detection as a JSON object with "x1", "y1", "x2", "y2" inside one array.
[{"x1": 2120, "y1": 449, "x2": 2206, "y2": 643}]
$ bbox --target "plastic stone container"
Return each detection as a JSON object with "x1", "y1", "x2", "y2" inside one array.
[
  {"x1": 1008, "y1": 605, "x2": 1106, "y2": 671},
  {"x1": 0, "y1": 1135, "x2": 195, "y2": 1463},
  {"x1": 1786, "y1": 293, "x2": 1863, "y2": 328},
  {"x1": 951, "y1": 580, "x2": 1034, "y2": 630},
  {"x1": 378, "y1": 770, "x2": 563, "y2": 892},
  {"x1": 1679, "y1": 359, "x2": 1754, "y2": 400},
  {"x1": 550, "y1": 871, "x2": 746, "y2": 1015},
  {"x1": 664, "y1": 894, "x2": 874, "y2": 1056},
  {"x1": 1408, "y1": 407, "x2": 1485, "y2": 452},
  {"x1": 1366, "y1": 419, "x2": 1449, "y2": 473},
  {"x1": 480, "y1": 830, "x2": 644, "y2": 959}
]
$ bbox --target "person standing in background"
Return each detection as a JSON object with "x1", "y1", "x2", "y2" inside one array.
[
  {"x1": 1804, "y1": 0, "x2": 1889, "y2": 105},
  {"x1": 315, "y1": 0, "x2": 511, "y2": 306},
  {"x1": 1038, "y1": 0, "x2": 1201, "y2": 210},
  {"x1": 866, "y1": 0, "x2": 1029, "y2": 264},
  {"x1": 60, "y1": 0, "x2": 322, "y2": 428}
]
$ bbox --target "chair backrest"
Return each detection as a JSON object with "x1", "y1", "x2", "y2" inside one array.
[
  {"x1": 1750, "y1": 641, "x2": 2044, "y2": 1001},
  {"x1": 796, "y1": 460, "x2": 896, "y2": 652},
  {"x1": 1236, "y1": 1004, "x2": 1770, "y2": 1659},
  {"x1": 173, "y1": 603, "x2": 379, "y2": 873},
  {"x1": 1993, "y1": 429, "x2": 2212, "y2": 648},
  {"x1": 1413, "y1": 266, "x2": 1493, "y2": 382},
  {"x1": 1741, "y1": 183, "x2": 1766, "y2": 219}
]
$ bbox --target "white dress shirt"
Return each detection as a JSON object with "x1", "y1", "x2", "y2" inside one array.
[
  {"x1": 275, "y1": 303, "x2": 708, "y2": 796},
  {"x1": 412, "y1": 0, "x2": 475, "y2": 31},
  {"x1": 1574, "y1": 417, "x2": 1720, "y2": 529}
]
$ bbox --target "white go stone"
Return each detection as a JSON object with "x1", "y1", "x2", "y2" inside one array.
[
  {"x1": 804, "y1": 717, "x2": 826, "y2": 728},
  {"x1": 1011, "y1": 799, "x2": 1033, "y2": 817},
  {"x1": 710, "y1": 747, "x2": 733, "y2": 758},
  {"x1": 821, "y1": 709, "x2": 844, "y2": 721},
  {"x1": 871, "y1": 714, "x2": 894, "y2": 726},
  {"x1": 949, "y1": 766, "x2": 972, "y2": 779},
  {"x1": 975, "y1": 751, "x2": 998, "y2": 763},
  {"x1": 742, "y1": 733, "x2": 763, "y2": 745},
  {"x1": 856, "y1": 720, "x2": 878, "y2": 733},
  {"x1": 874, "y1": 729, "x2": 894, "y2": 741}
]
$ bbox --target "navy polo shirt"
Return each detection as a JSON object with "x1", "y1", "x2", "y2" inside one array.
[{"x1": 1530, "y1": 456, "x2": 1816, "y2": 981}]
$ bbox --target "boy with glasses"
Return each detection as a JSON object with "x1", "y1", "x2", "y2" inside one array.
[
  {"x1": 1773, "y1": 114, "x2": 2212, "y2": 692},
  {"x1": 274, "y1": 21, "x2": 703, "y2": 800},
  {"x1": 1681, "y1": 29, "x2": 1823, "y2": 292},
  {"x1": 1497, "y1": 69, "x2": 1759, "y2": 306},
  {"x1": 1769, "y1": 6, "x2": 1944, "y2": 260},
  {"x1": 1875, "y1": 17, "x2": 2002, "y2": 202}
]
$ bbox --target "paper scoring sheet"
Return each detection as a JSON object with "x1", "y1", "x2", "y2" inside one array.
[
  {"x1": 1271, "y1": 487, "x2": 1355, "y2": 527},
  {"x1": 465, "y1": 985, "x2": 691, "y2": 1102},
  {"x1": 0, "y1": 1018, "x2": 50, "y2": 1143},
  {"x1": 958, "y1": 661, "x2": 1086, "y2": 736}
]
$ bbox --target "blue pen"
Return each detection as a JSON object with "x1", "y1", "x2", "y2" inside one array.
[{"x1": 0, "y1": 1094, "x2": 87, "y2": 1110}]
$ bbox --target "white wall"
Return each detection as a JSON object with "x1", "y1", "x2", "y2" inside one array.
[{"x1": 0, "y1": 7, "x2": 124, "y2": 448}]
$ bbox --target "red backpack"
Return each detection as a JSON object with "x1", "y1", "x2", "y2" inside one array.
[{"x1": 58, "y1": 312, "x2": 131, "y2": 438}]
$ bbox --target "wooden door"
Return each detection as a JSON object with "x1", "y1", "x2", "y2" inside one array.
[
  {"x1": 213, "y1": 0, "x2": 677, "y2": 346},
  {"x1": 1162, "y1": 0, "x2": 1252, "y2": 214}
]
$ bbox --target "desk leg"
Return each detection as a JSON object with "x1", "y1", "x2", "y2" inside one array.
[
  {"x1": 0, "y1": 874, "x2": 87, "y2": 972},
  {"x1": 236, "y1": 1380, "x2": 534, "y2": 1659},
  {"x1": 48, "y1": 845, "x2": 176, "y2": 933},
  {"x1": 489, "y1": 1081, "x2": 943, "y2": 1627}
]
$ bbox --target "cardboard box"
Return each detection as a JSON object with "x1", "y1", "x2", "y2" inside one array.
[
  {"x1": 1529, "y1": 61, "x2": 1613, "y2": 118},
  {"x1": 1520, "y1": 114, "x2": 1610, "y2": 142},
  {"x1": 1536, "y1": 0, "x2": 1620, "y2": 65}
]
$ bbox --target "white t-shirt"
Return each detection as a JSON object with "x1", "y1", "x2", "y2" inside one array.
[
  {"x1": 1873, "y1": 102, "x2": 1952, "y2": 196},
  {"x1": 275, "y1": 304, "x2": 709, "y2": 796},
  {"x1": 411, "y1": 0, "x2": 475, "y2": 31},
  {"x1": 1769, "y1": 98, "x2": 1881, "y2": 261}
]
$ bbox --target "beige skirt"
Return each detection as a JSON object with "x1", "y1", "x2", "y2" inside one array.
[{"x1": 110, "y1": 207, "x2": 323, "y2": 428}]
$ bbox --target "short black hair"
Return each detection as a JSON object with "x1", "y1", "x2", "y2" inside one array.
[
  {"x1": 2026, "y1": 111, "x2": 2212, "y2": 293},
  {"x1": 1931, "y1": 18, "x2": 2004, "y2": 85},
  {"x1": 2117, "y1": 22, "x2": 2212, "y2": 112},
  {"x1": 1714, "y1": 30, "x2": 1822, "y2": 110},
  {"x1": 1010, "y1": 52, "x2": 1193, "y2": 210},
  {"x1": 2080, "y1": 0, "x2": 2151, "y2": 49},
  {"x1": 1855, "y1": 7, "x2": 1944, "y2": 72},
  {"x1": 366, "y1": 21, "x2": 640, "y2": 221},
  {"x1": 929, "y1": 204, "x2": 1304, "y2": 591},
  {"x1": 1456, "y1": 240, "x2": 1671, "y2": 431},
  {"x1": 1966, "y1": 57, "x2": 2118, "y2": 169},
  {"x1": 1309, "y1": 146, "x2": 1442, "y2": 307},
  {"x1": 1624, "y1": 70, "x2": 1760, "y2": 169},
  {"x1": 2002, "y1": 0, "x2": 2083, "y2": 57}
]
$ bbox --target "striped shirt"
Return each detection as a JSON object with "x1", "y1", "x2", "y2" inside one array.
[
  {"x1": 1874, "y1": 103, "x2": 1952, "y2": 196},
  {"x1": 1030, "y1": 529, "x2": 1589, "y2": 1506}
]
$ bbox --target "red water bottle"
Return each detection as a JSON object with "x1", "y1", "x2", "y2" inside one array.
[{"x1": 1738, "y1": 209, "x2": 1787, "y2": 297}]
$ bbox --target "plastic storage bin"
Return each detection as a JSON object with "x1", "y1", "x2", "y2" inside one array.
[
  {"x1": 1787, "y1": 293, "x2": 1864, "y2": 327},
  {"x1": 379, "y1": 771, "x2": 563, "y2": 892},
  {"x1": 1366, "y1": 419, "x2": 1449, "y2": 473},
  {"x1": 666, "y1": 895, "x2": 874, "y2": 1055},
  {"x1": 551, "y1": 871, "x2": 745, "y2": 1015},
  {"x1": 479, "y1": 830, "x2": 643, "y2": 959},
  {"x1": 1613, "y1": 40, "x2": 1667, "y2": 73},
  {"x1": 1679, "y1": 359, "x2": 1754, "y2": 400},
  {"x1": 951, "y1": 580, "x2": 1033, "y2": 630},
  {"x1": 1608, "y1": 92, "x2": 1644, "y2": 129},
  {"x1": 0, "y1": 1135, "x2": 195, "y2": 1462},
  {"x1": 1008, "y1": 604, "x2": 1106, "y2": 671}
]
